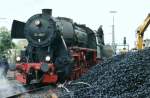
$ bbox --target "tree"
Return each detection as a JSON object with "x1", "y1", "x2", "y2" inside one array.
[{"x1": 0, "y1": 27, "x2": 15, "y2": 57}]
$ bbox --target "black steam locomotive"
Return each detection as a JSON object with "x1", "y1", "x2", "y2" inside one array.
[{"x1": 11, "y1": 9, "x2": 105, "y2": 84}]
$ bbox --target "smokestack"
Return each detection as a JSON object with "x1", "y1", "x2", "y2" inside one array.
[{"x1": 42, "y1": 9, "x2": 52, "y2": 16}]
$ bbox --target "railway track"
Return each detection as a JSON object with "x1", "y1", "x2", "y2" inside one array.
[
  {"x1": 5, "y1": 83, "x2": 56, "y2": 98},
  {"x1": 4, "y1": 71, "x2": 92, "y2": 98},
  {"x1": 3, "y1": 71, "x2": 56, "y2": 98},
  {"x1": 7, "y1": 81, "x2": 92, "y2": 98}
]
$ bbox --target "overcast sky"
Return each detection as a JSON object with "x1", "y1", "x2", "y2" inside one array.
[{"x1": 0, "y1": 0, "x2": 149, "y2": 49}]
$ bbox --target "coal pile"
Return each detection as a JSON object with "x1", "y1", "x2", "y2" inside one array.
[{"x1": 64, "y1": 48, "x2": 150, "y2": 98}]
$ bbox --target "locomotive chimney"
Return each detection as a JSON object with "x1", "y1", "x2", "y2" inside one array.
[{"x1": 42, "y1": 9, "x2": 52, "y2": 16}]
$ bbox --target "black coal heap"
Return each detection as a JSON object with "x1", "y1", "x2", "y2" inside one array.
[{"x1": 64, "y1": 48, "x2": 150, "y2": 98}]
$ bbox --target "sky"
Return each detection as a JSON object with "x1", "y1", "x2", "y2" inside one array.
[{"x1": 0, "y1": 0, "x2": 149, "y2": 49}]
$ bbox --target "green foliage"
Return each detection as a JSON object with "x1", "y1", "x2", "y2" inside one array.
[{"x1": 0, "y1": 27, "x2": 15, "y2": 57}]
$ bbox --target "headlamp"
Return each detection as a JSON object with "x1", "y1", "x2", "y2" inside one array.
[
  {"x1": 35, "y1": 20, "x2": 41, "y2": 26},
  {"x1": 16, "y1": 56, "x2": 21, "y2": 62},
  {"x1": 45, "y1": 56, "x2": 51, "y2": 61}
]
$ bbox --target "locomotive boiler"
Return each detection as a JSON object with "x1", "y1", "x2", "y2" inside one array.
[{"x1": 10, "y1": 9, "x2": 105, "y2": 84}]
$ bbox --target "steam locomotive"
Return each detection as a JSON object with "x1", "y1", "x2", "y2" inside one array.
[{"x1": 11, "y1": 9, "x2": 106, "y2": 84}]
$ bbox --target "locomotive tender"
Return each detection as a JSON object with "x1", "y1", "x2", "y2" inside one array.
[{"x1": 11, "y1": 9, "x2": 105, "y2": 84}]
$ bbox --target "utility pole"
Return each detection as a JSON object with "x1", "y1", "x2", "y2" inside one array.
[{"x1": 110, "y1": 11, "x2": 117, "y2": 54}]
